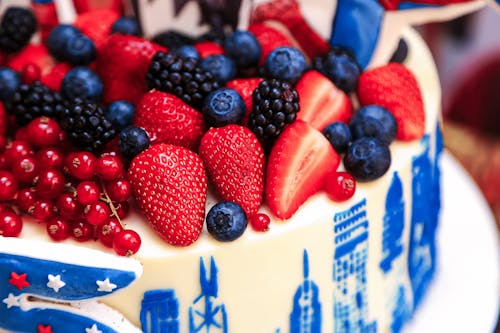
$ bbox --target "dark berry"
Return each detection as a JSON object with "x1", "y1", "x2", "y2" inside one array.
[
  {"x1": 46, "y1": 24, "x2": 81, "y2": 61},
  {"x1": 0, "y1": 212, "x2": 22, "y2": 237},
  {"x1": 113, "y1": 229, "x2": 141, "y2": 256},
  {"x1": 151, "y1": 30, "x2": 194, "y2": 49},
  {"x1": 349, "y1": 105, "x2": 397, "y2": 145},
  {"x1": 61, "y1": 67, "x2": 103, "y2": 102},
  {"x1": 118, "y1": 126, "x2": 150, "y2": 160},
  {"x1": 172, "y1": 45, "x2": 200, "y2": 60},
  {"x1": 111, "y1": 16, "x2": 141, "y2": 36},
  {"x1": 264, "y1": 47, "x2": 306, "y2": 84},
  {"x1": 0, "y1": 7, "x2": 37, "y2": 53},
  {"x1": 206, "y1": 201, "x2": 247, "y2": 242},
  {"x1": 105, "y1": 100, "x2": 135, "y2": 131},
  {"x1": 201, "y1": 54, "x2": 236, "y2": 85},
  {"x1": 0, "y1": 67, "x2": 20, "y2": 101},
  {"x1": 202, "y1": 88, "x2": 245, "y2": 127},
  {"x1": 223, "y1": 30, "x2": 261, "y2": 69},
  {"x1": 324, "y1": 171, "x2": 356, "y2": 202},
  {"x1": 344, "y1": 137, "x2": 391, "y2": 181},
  {"x1": 64, "y1": 34, "x2": 97, "y2": 66},
  {"x1": 323, "y1": 122, "x2": 352, "y2": 154},
  {"x1": 313, "y1": 48, "x2": 361, "y2": 93},
  {"x1": 390, "y1": 38, "x2": 409, "y2": 64}
]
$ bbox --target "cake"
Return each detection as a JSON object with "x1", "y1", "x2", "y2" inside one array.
[{"x1": 0, "y1": 1, "x2": 493, "y2": 333}]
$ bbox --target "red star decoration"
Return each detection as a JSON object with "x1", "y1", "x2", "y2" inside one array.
[
  {"x1": 9, "y1": 272, "x2": 30, "y2": 290},
  {"x1": 38, "y1": 325, "x2": 54, "y2": 333}
]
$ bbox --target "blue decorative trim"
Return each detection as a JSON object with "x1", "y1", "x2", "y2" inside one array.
[{"x1": 140, "y1": 290, "x2": 180, "y2": 333}]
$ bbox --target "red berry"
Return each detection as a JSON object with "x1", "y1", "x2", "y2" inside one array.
[
  {"x1": 113, "y1": 229, "x2": 141, "y2": 256},
  {"x1": 0, "y1": 170, "x2": 18, "y2": 201},
  {"x1": 0, "y1": 203, "x2": 14, "y2": 214},
  {"x1": 3, "y1": 140, "x2": 33, "y2": 166},
  {"x1": 35, "y1": 168, "x2": 65, "y2": 199},
  {"x1": 26, "y1": 116, "x2": 61, "y2": 147},
  {"x1": 0, "y1": 212, "x2": 23, "y2": 237},
  {"x1": 76, "y1": 180, "x2": 101, "y2": 205},
  {"x1": 96, "y1": 154, "x2": 123, "y2": 180},
  {"x1": 21, "y1": 63, "x2": 41, "y2": 84},
  {"x1": 85, "y1": 201, "x2": 111, "y2": 226},
  {"x1": 0, "y1": 135, "x2": 7, "y2": 152},
  {"x1": 56, "y1": 192, "x2": 82, "y2": 220},
  {"x1": 64, "y1": 151, "x2": 96, "y2": 180},
  {"x1": 96, "y1": 217, "x2": 123, "y2": 247},
  {"x1": 16, "y1": 187, "x2": 38, "y2": 212},
  {"x1": 31, "y1": 199, "x2": 55, "y2": 221},
  {"x1": 324, "y1": 171, "x2": 356, "y2": 202},
  {"x1": 105, "y1": 178, "x2": 131, "y2": 202},
  {"x1": 114, "y1": 201, "x2": 129, "y2": 219},
  {"x1": 46, "y1": 217, "x2": 70, "y2": 241},
  {"x1": 249, "y1": 213, "x2": 271, "y2": 232},
  {"x1": 36, "y1": 147, "x2": 64, "y2": 170},
  {"x1": 70, "y1": 219, "x2": 94, "y2": 242},
  {"x1": 11, "y1": 156, "x2": 39, "y2": 184}
]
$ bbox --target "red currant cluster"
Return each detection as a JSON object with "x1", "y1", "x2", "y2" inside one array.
[{"x1": 0, "y1": 115, "x2": 141, "y2": 256}]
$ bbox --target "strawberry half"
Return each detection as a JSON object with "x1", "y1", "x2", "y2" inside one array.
[
  {"x1": 128, "y1": 143, "x2": 207, "y2": 247},
  {"x1": 248, "y1": 23, "x2": 293, "y2": 65},
  {"x1": 73, "y1": 8, "x2": 120, "y2": 49},
  {"x1": 40, "y1": 62, "x2": 72, "y2": 91},
  {"x1": 7, "y1": 44, "x2": 55, "y2": 76},
  {"x1": 134, "y1": 90, "x2": 206, "y2": 150},
  {"x1": 199, "y1": 125, "x2": 265, "y2": 217},
  {"x1": 296, "y1": 70, "x2": 353, "y2": 131},
  {"x1": 266, "y1": 120, "x2": 339, "y2": 219},
  {"x1": 225, "y1": 77, "x2": 263, "y2": 126},
  {"x1": 357, "y1": 62, "x2": 425, "y2": 141}
]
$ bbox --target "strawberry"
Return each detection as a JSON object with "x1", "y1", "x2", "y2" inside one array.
[
  {"x1": 199, "y1": 125, "x2": 265, "y2": 217},
  {"x1": 7, "y1": 44, "x2": 55, "y2": 76},
  {"x1": 73, "y1": 8, "x2": 120, "y2": 49},
  {"x1": 225, "y1": 77, "x2": 263, "y2": 126},
  {"x1": 194, "y1": 41, "x2": 224, "y2": 58},
  {"x1": 296, "y1": 70, "x2": 353, "y2": 131},
  {"x1": 72, "y1": 0, "x2": 124, "y2": 14},
  {"x1": 128, "y1": 143, "x2": 207, "y2": 246},
  {"x1": 248, "y1": 23, "x2": 293, "y2": 65},
  {"x1": 357, "y1": 62, "x2": 425, "y2": 141},
  {"x1": 96, "y1": 34, "x2": 166, "y2": 105},
  {"x1": 32, "y1": 1, "x2": 59, "y2": 43},
  {"x1": 40, "y1": 62, "x2": 72, "y2": 91},
  {"x1": 134, "y1": 90, "x2": 206, "y2": 150},
  {"x1": 266, "y1": 120, "x2": 339, "y2": 219}
]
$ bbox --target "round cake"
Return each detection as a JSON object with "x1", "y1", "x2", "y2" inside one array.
[{"x1": 0, "y1": 1, "x2": 487, "y2": 333}]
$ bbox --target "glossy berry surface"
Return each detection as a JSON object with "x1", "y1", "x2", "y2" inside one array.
[
  {"x1": 96, "y1": 217, "x2": 123, "y2": 248},
  {"x1": 322, "y1": 122, "x2": 352, "y2": 154},
  {"x1": 61, "y1": 66, "x2": 103, "y2": 102},
  {"x1": 36, "y1": 147, "x2": 64, "y2": 170},
  {"x1": 223, "y1": 30, "x2": 261, "y2": 69},
  {"x1": 249, "y1": 213, "x2": 270, "y2": 232},
  {"x1": 11, "y1": 156, "x2": 39, "y2": 184},
  {"x1": 56, "y1": 193, "x2": 82, "y2": 220},
  {"x1": 95, "y1": 154, "x2": 123, "y2": 181},
  {"x1": 264, "y1": 46, "x2": 306, "y2": 84},
  {"x1": 111, "y1": 16, "x2": 141, "y2": 36},
  {"x1": 172, "y1": 45, "x2": 200, "y2": 60},
  {"x1": 46, "y1": 217, "x2": 70, "y2": 241},
  {"x1": 313, "y1": 48, "x2": 361, "y2": 93},
  {"x1": 76, "y1": 181, "x2": 100, "y2": 205},
  {"x1": 64, "y1": 151, "x2": 96, "y2": 180},
  {"x1": 105, "y1": 100, "x2": 135, "y2": 131},
  {"x1": 46, "y1": 24, "x2": 81, "y2": 61},
  {"x1": 0, "y1": 212, "x2": 22, "y2": 237},
  {"x1": 71, "y1": 220, "x2": 94, "y2": 242},
  {"x1": 113, "y1": 229, "x2": 141, "y2": 256},
  {"x1": 0, "y1": 170, "x2": 18, "y2": 201},
  {"x1": 0, "y1": 67, "x2": 21, "y2": 101},
  {"x1": 16, "y1": 188, "x2": 37, "y2": 212},
  {"x1": 118, "y1": 126, "x2": 150, "y2": 160},
  {"x1": 200, "y1": 54, "x2": 236, "y2": 85},
  {"x1": 3, "y1": 140, "x2": 33, "y2": 166},
  {"x1": 64, "y1": 33, "x2": 97, "y2": 66},
  {"x1": 85, "y1": 201, "x2": 111, "y2": 226},
  {"x1": 26, "y1": 116, "x2": 62, "y2": 148},
  {"x1": 105, "y1": 178, "x2": 132, "y2": 202},
  {"x1": 35, "y1": 168, "x2": 65, "y2": 199},
  {"x1": 344, "y1": 137, "x2": 391, "y2": 181},
  {"x1": 206, "y1": 201, "x2": 247, "y2": 242},
  {"x1": 31, "y1": 199, "x2": 55, "y2": 221},
  {"x1": 349, "y1": 105, "x2": 397, "y2": 145},
  {"x1": 21, "y1": 63, "x2": 41, "y2": 85},
  {"x1": 202, "y1": 88, "x2": 246, "y2": 127},
  {"x1": 324, "y1": 171, "x2": 356, "y2": 202}
]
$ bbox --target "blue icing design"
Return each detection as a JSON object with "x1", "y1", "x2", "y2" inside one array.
[
  {"x1": 189, "y1": 256, "x2": 228, "y2": 333},
  {"x1": 397, "y1": 3, "x2": 442, "y2": 9},
  {"x1": 140, "y1": 290, "x2": 180, "y2": 333},
  {"x1": 290, "y1": 250, "x2": 322, "y2": 333},
  {"x1": 390, "y1": 286, "x2": 411, "y2": 333},
  {"x1": 333, "y1": 199, "x2": 378, "y2": 333},
  {"x1": 380, "y1": 172, "x2": 405, "y2": 274},
  {"x1": 330, "y1": 0, "x2": 384, "y2": 68}
]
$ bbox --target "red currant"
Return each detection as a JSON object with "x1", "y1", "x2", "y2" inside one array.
[
  {"x1": 56, "y1": 193, "x2": 82, "y2": 220},
  {"x1": 324, "y1": 171, "x2": 356, "y2": 202},
  {"x1": 0, "y1": 212, "x2": 22, "y2": 237},
  {"x1": 26, "y1": 116, "x2": 62, "y2": 148},
  {"x1": 70, "y1": 220, "x2": 94, "y2": 242},
  {"x1": 249, "y1": 213, "x2": 271, "y2": 232},
  {"x1": 114, "y1": 201, "x2": 130, "y2": 219},
  {"x1": 96, "y1": 217, "x2": 123, "y2": 248},
  {"x1": 3, "y1": 140, "x2": 33, "y2": 166},
  {"x1": 0, "y1": 170, "x2": 18, "y2": 201},
  {"x1": 76, "y1": 181, "x2": 101, "y2": 205},
  {"x1": 31, "y1": 199, "x2": 55, "y2": 221},
  {"x1": 105, "y1": 178, "x2": 131, "y2": 202},
  {"x1": 11, "y1": 156, "x2": 39, "y2": 184},
  {"x1": 85, "y1": 201, "x2": 111, "y2": 226},
  {"x1": 35, "y1": 168, "x2": 65, "y2": 199},
  {"x1": 14, "y1": 127, "x2": 29, "y2": 141},
  {"x1": 96, "y1": 154, "x2": 124, "y2": 181},
  {"x1": 16, "y1": 187, "x2": 38, "y2": 212},
  {"x1": 0, "y1": 203, "x2": 14, "y2": 214},
  {"x1": 64, "y1": 151, "x2": 96, "y2": 180},
  {"x1": 0, "y1": 135, "x2": 7, "y2": 152},
  {"x1": 21, "y1": 63, "x2": 41, "y2": 84},
  {"x1": 113, "y1": 229, "x2": 141, "y2": 256},
  {"x1": 46, "y1": 217, "x2": 70, "y2": 241},
  {"x1": 36, "y1": 147, "x2": 64, "y2": 170}
]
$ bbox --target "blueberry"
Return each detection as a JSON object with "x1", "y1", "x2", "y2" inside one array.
[
  {"x1": 313, "y1": 48, "x2": 361, "y2": 93},
  {"x1": 64, "y1": 34, "x2": 97, "y2": 66},
  {"x1": 0, "y1": 67, "x2": 20, "y2": 101},
  {"x1": 264, "y1": 46, "x2": 307, "y2": 84},
  {"x1": 344, "y1": 137, "x2": 391, "y2": 181},
  {"x1": 61, "y1": 67, "x2": 103, "y2": 102},
  {"x1": 206, "y1": 201, "x2": 247, "y2": 242},
  {"x1": 46, "y1": 24, "x2": 81, "y2": 61},
  {"x1": 201, "y1": 54, "x2": 236, "y2": 85},
  {"x1": 223, "y1": 30, "x2": 261, "y2": 69},
  {"x1": 172, "y1": 45, "x2": 200, "y2": 60},
  {"x1": 322, "y1": 122, "x2": 352, "y2": 154},
  {"x1": 111, "y1": 16, "x2": 141, "y2": 36},
  {"x1": 105, "y1": 100, "x2": 136, "y2": 131},
  {"x1": 202, "y1": 88, "x2": 245, "y2": 127},
  {"x1": 349, "y1": 105, "x2": 397, "y2": 145},
  {"x1": 118, "y1": 126, "x2": 150, "y2": 160}
]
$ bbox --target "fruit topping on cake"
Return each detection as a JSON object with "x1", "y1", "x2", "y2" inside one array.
[{"x1": 206, "y1": 201, "x2": 248, "y2": 242}]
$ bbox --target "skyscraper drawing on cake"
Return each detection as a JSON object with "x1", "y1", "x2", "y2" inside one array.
[
  {"x1": 333, "y1": 199, "x2": 377, "y2": 333},
  {"x1": 189, "y1": 256, "x2": 228, "y2": 333},
  {"x1": 140, "y1": 289, "x2": 180, "y2": 333},
  {"x1": 290, "y1": 249, "x2": 322, "y2": 333}
]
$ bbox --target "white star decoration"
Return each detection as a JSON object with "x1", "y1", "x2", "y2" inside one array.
[
  {"x1": 96, "y1": 278, "x2": 117, "y2": 292},
  {"x1": 3, "y1": 293, "x2": 20, "y2": 308},
  {"x1": 85, "y1": 324, "x2": 102, "y2": 333},
  {"x1": 47, "y1": 274, "x2": 66, "y2": 292}
]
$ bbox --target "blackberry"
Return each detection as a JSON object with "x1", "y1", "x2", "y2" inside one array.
[
  {"x1": 146, "y1": 51, "x2": 220, "y2": 109},
  {"x1": 5, "y1": 81, "x2": 66, "y2": 126},
  {"x1": 0, "y1": 7, "x2": 37, "y2": 53},
  {"x1": 151, "y1": 30, "x2": 195, "y2": 49},
  {"x1": 248, "y1": 79, "x2": 300, "y2": 152},
  {"x1": 59, "y1": 99, "x2": 116, "y2": 153}
]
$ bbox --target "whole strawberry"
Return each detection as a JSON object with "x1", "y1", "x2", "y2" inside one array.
[
  {"x1": 199, "y1": 124, "x2": 265, "y2": 217},
  {"x1": 128, "y1": 143, "x2": 207, "y2": 246},
  {"x1": 134, "y1": 90, "x2": 206, "y2": 150}
]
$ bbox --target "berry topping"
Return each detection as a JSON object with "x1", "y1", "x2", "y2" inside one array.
[
  {"x1": 223, "y1": 30, "x2": 261, "y2": 70},
  {"x1": 343, "y1": 137, "x2": 391, "y2": 181},
  {"x1": 322, "y1": 122, "x2": 353, "y2": 154},
  {"x1": 0, "y1": 212, "x2": 23, "y2": 237},
  {"x1": 349, "y1": 105, "x2": 397, "y2": 145},
  {"x1": 97, "y1": 217, "x2": 124, "y2": 248},
  {"x1": 324, "y1": 171, "x2": 356, "y2": 202},
  {"x1": 63, "y1": 33, "x2": 97, "y2": 66},
  {"x1": 113, "y1": 229, "x2": 141, "y2": 256},
  {"x1": 46, "y1": 24, "x2": 81, "y2": 61},
  {"x1": 46, "y1": 217, "x2": 70, "y2": 241},
  {"x1": 264, "y1": 46, "x2": 306, "y2": 84},
  {"x1": 0, "y1": 7, "x2": 37, "y2": 53},
  {"x1": 0, "y1": 170, "x2": 18, "y2": 201},
  {"x1": 206, "y1": 201, "x2": 247, "y2": 242},
  {"x1": 0, "y1": 67, "x2": 21, "y2": 101},
  {"x1": 118, "y1": 126, "x2": 150, "y2": 160},
  {"x1": 200, "y1": 55, "x2": 236, "y2": 85},
  {"x1": 111, "y1": 16, "x2": 141, "y2": 36},
  {"x1": 26, "y1": 116, "x2": 62, "y2": 148},
  {"x1": 248, "y1": 23, "x2": 293, "y2": 66},
  {"x1": 313, "y1": 48, "x2": 361, "y2": 93},
  {"x1": 225, "y1": 77, "x2": 263, "y2": 126},
  {"x1": 152, "y1": 30, "x2": 194, "y2": 49},
  {"x1": 249, "y1": 213, "x2": 271, "y2": 232},
  {"x1": 61, "y1": 67, "x2": 103, "y2": 102},
  {"x1": 64, "y1": 151, "x2": 97, "y2": 180},
  {"x1": 202, "y1": 88, "x2": 246, "y2": 127},
  {"x1": 172, "y1": 45, "x2": 201, "y2": 60},
  {"x1": 105, "y1": 100, "x2": 135, "y2": 131}
]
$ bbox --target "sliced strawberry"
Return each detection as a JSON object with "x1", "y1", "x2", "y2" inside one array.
[
  {"x1": 128, "y1": 143, "x2": 207, "y2": 247},
  {"x1": 40, "y1": 62, "x2": 72, "y2": 91},
  {"x1": 7, "y1": 44, "x2": 55, "y2": 76},
  {"x1": 199, "y1": 125, "x2": 265, "y2": 217},
  {"x1": 266, "y1": 120, "x2": 339, "y2": 219},
  {"x1": 194, "y1": 41, "x2": 224, "y2": 58},
  {"x1": 357, "y1": 63, "x2": 425, "y2": 141},
  {"x1": 248, "y1": 23, "x2": 293, "y2": 65},
  {"x1": 96, "y1": 34, "x2": 166, "y2": 105},
  {"x1": 225, "y1": 77, "x2": 263, "y2": 126},
  {"x1": 296, "y1": 70, "x2": 353, "y2": 131},
  {"x1": 32, "y1": 1, "x2": 59, "y2": 43},
  {"x1": 72, "y1": 0, "x2": 124, "y2": 14},
  {"x1": 134, "y1": 90, "x2": 206, "y2": 151},
  {"x1": 73, "y1": 8, "x2": 120, "y2": 49}
]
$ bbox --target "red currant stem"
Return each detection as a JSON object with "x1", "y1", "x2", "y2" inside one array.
[{"x1": 99, "y1": 181, "x2": 125, "y2": 228}]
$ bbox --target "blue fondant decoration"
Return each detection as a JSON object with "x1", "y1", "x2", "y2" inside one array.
[
  {"x1": 408, "y1": 135, "x2": 439, "y2": 308},
  {"x1": 330, "y1": 0, "x2": 385, "y2": 69},
  {"x1": 189, "y1": 256, "x2": 228, "y2": 333},
  {"x1": 390, "y1": 285, "x2": 411, "y2": 333},
  {"x1": 140, "y1": 290, "x2": 180, "y2": 333},
  {"x1": 380, "y1": 172, "x2": 405, "y2": 273},
  {"x1": 333, "y1": 199, "x2": 378, "y2": 333},
  {"x1": 290, "y1": 249, "x2": 322, "y2": 333}
]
